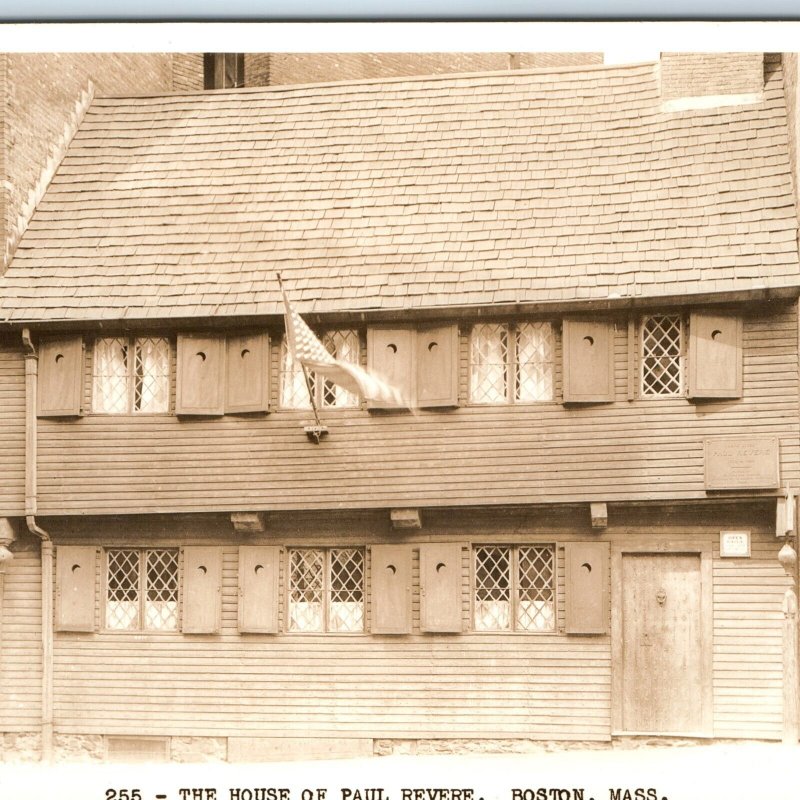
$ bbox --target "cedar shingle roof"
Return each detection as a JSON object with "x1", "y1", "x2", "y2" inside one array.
[{"x1": 0, "y1": 60, "x2": 798, "y2": 323}]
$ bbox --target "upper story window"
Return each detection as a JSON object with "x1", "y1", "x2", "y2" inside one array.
[
  {"x1": 469, "y1": 322, "x2": 554, "y2": 404},
  {"x1": 280, "y1": 329, "x2": 360, "y2": 409},
  {"x1": 473, "y1": 544, "x2": 555, "y2": 632},
  {"x1": 641, "y1": 315, "x2": 683, "y2": 397},
  {"x1": 92, "y1": 337, "x2": 170, "y2": 414},
  {"x1": 203, "y1": 53, "x2": 244, "y2": 89},
  {"x1": 105, "y1": 548, "x2": 179, "y2": 632},
  {"x1": 288, "y1": 547, "x2": 365, "y2": 633}
]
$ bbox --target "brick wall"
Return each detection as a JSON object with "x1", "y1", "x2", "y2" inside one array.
[
  {"x1": 245, "y1": 54, "x2": 271, "y2": 86},
  {"x1": 660, "y1": 52, "x2": 764, "y2": 100},
  {"x1": 172, "y1": 53, "x2": 204, "y2": 91},
  {"x1": 782, "y1": 53, "x2": 800, "y2": 237},
  {"x1": 0, "y1": 53, "x2": 7, "y2": 271},
  {"x1": 2, "y1": 53, "x2": 175, "y2": 270},
  {"x1": 264, "y1": 52, "x2": 602, "y2": 86}
]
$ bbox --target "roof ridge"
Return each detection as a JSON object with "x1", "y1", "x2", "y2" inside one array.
[{"x1": 89, "y1": 58, "x2": 656, "y2": 103}]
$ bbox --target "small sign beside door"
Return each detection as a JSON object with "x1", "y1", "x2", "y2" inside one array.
[{"x1": 720, "y1": 530, "x2": 751, "y2": 558}]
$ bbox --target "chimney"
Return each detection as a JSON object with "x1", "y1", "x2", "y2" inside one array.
[{"x1": 660, "y1": 52, "x2": 764, "y2": 112}]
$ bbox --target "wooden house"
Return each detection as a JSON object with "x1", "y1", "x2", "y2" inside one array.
[{"x1": 1, "y1": 52, "x2": 800, "y2": 762}]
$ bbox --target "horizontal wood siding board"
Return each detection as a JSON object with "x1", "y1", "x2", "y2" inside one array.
[
  {"x1": 50, "y1": 640, "x2": 610, "y2": 738},
  {"x1": 0, "y1": 339, "x2": 26, "y2": 515},
  {"x1": 50, "y1": 525, "x2": 611, "y2": 741},
  {"x1": 1, "y1": 547, "x2": 43, "y2": 730},
  {"x1": 30, "y1": 307, "x2": 800, "y2": 514},
  {"x1": 712, "y1": 529, "x2": 790, "y2": 739},
  {"x1": 38, "y1": 511, "x2": 785, "y2": 742}
]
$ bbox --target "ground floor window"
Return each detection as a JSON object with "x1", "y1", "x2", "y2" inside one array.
[
  {"x1": 288, "y1": 547, "x2": 365, "y2": 633},
  {"x1": 473, "y1": 544, "x2": 555, "y2": 632},
  {"x1": 105, "y1": 549, "x2": 179, "y2": 631}
]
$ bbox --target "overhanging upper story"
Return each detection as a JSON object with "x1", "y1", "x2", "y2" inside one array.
[{"x1": 0, "y1": 54, "x2": 798, "y2": 517}]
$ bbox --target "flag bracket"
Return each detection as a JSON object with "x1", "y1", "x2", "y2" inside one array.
[{"x1": 304, "y1": 425, "x2": 329, "y2": 444}]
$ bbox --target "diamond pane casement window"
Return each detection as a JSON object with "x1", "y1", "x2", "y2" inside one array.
[
  {"x1": 641, "y1": 315, "x2": 684, "y2": 397},
  {"x1": 105, "y1": 549, "x2": 179, "y2": 632},
  {"x1": 469, "y1": 322, "x2": 554, "y2": 404},
  {"x1": 473, "y1": 544, "x2": 555, "y2": 632},
  {"x1": 92, "y1": 337, "x2": 170, "y2": 413},
  {"x1": 280, "y1": 329, "x2": 360, "y2": 409},
  {"x1": 288, "y1": 547, "x2": 364, "y2": 633}
]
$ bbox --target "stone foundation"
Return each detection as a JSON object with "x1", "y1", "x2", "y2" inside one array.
[
  {"x1": 1, "y1": 732, "x2": 42, "y2": 762},
  {"x1": 374, "y1": 739, "x2": 608, "y2": 756},
  {"x1": 54, "y1": 733, "x2": 105, "y2": 762},
  {"x1": 171, "y1": 736, "x2": 228, "y2": 763},
  {"x1": 374, "y1": 737, "x2": 758, "y2": 756}
]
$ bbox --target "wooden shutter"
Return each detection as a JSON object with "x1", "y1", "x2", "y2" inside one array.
[
  {"x1": 38, "y1": 335, "x2": 83, "y2": 417},
  {"x1": 176, "y1": 334, "x2": 225, "y2": 415},
  {"x1": 367, "y1": 327, "x2": 413, "y2": 409},
  {"x1": 419, "y1": 542, "x2": 464, "y2": 633},
  {"x1": 416, "y1": 324, "x2": 459, "y2": 408},
  {"x1": 688, "y1": 311, "x2": 743, "y2": 399},
  {"x1": 182, "y1": 546, "x2": 222, "y2": 633},
  {"x1": 55, "y1": 545, "x2": 96, "y2": 632},
  {"x1": 370, "y1": 545, "x2": 412, "y2": 634},
  {"x1": 562, "y1": 319, "x2": 615, "y2": 403},
  {"x1": 238, "y1": 546, "x2": 280, "y2": 633},
  {"x1": 226, "y1": 332, "x2": 269, "y2": 413},
  {"x1": 565, "y1": 542, "x2": 609, "y2": 634}
]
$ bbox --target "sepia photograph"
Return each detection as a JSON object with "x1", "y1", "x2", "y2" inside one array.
[{"x1": 1, "y1": 25, "x2": 800, "y2": 799}]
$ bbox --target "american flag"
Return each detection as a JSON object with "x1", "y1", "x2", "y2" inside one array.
[{"x1": 281, "y1": 283, "x2": 408, "y2": 407}]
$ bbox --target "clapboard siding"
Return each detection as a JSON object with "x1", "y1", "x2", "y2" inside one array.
[
  {"x1": 0, "y1": 337, "x2": 26, "y2": 516},
  {"x1": 0, "y1": 544, "x2": 42, "y2": 732},
  {"x1": 45, "y1": 502, "x2": 786, "y2": 741},
  {"x1": 712, "y1": 534, "x2": 790, "y2": 739},
  {"x1": 50, "y1": 514, "x2": 611, "y2": 741},
  {"x1": 34, "y1": 305, "x2": 800, "y2": 515}
]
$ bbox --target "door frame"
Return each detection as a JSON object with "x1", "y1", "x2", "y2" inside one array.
[{"x1": 611, "y1": 538, "x2": 714, "y2": 736}]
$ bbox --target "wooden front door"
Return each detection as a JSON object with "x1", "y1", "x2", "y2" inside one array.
[{"x1": 620, "y1": 553, "x2": 706, "y2": 734}]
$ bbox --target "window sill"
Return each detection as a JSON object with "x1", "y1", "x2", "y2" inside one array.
[
  {"x1": 465, "y1": 400, "x2": 560, "y2": 408},
  {"x1": 86, "y1": 412, "x2": 174, "y2": 417},
  {"x1": 469, "y1": 629, "x2": 558, "y2": 635}
]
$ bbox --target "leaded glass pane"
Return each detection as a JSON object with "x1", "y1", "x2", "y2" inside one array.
[
  {"x1": 470, "y1": 324, "x2": 508, "y2": 403},
  {"x1": 321, "y1": 330, "x2": 359, "y2": 408},
  {"x1": 641, "y1": 315, "x2": 682, "y2": 396},
  {"x1": 106, "y1": 550, "x2": 140, "y2": 630},
  {"x1": 145, "y1": 549, "x2": 178, "y2": 631},
  {"x1": 328, "y1": 548, "x2": 364, "y2": 632},
  {"x1": 134, "y1": 338, "x2": 170, "y2": 413},
  {"x1": 288, "y1": 549, "x2": 324, "y2": 632},
  {"x1": 517, "y1": 546, "x2": 555, "y2": 632},
  {"x1": 280, "y1": 338, "x2": 313, "y2": 409},
  {"x1": 93, "y1": 338, "x2": 130, "y2": 413},
  {"x1": 474, "y1": 545, "x2": 511, "y2": 630},
  {"x1": 516, "y1": 322, "x2": 554, "y2": 402}
]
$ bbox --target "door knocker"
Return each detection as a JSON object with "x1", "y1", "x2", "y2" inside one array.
[{"x1": 656, "y1": 588, "x2": 667, "y2": 606}]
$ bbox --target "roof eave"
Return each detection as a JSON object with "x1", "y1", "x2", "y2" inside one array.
[{"x1": 2, "y1": 284, "x2": 797, "y2": 334}]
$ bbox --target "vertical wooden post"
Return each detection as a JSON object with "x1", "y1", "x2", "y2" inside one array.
[
  {"x1": 783, "y1": 587, "x2": 799, "y2": 744},
  {"x1": 0, "y1": 566, "x2": 5, "y2": 685},
  {"x1": 626, "y1": 317, "x2": 636, "y2": 401},
  {"x1": 40, "y1": 539, "x2": 54, "y2": 761}
]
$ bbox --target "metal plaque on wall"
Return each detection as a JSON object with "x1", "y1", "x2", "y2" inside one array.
[{"x1": 704, "y1": 436, "x2": 780, "y2": 490}]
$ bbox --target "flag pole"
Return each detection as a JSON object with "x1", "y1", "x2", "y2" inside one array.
[{"x1": 277, "y1": 272, "x2": 324, "y2": 432}]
